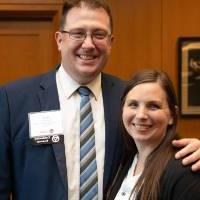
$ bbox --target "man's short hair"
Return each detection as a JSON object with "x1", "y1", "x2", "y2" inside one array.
[{"x1": 60, "y1": 0, "x2": 113, "y2": 33}]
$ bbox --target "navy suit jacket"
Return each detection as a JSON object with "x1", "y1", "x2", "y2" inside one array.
[{"x1": 0, "y1": 67, "x2": 125, "y2": 200}]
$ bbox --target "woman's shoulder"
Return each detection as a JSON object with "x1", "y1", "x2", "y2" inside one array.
[
  {"x1": 159, "y1": 156, "x2": 200, "y2": 200},
  {"x1": 164, "y1": 156, "x2": 200, "y2": 178}
]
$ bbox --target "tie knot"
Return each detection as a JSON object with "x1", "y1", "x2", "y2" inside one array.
[{"x1": 78, "y1": 86, "x2": 91, "y2": 96}]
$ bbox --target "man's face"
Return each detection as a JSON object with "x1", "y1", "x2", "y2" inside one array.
[{"x1": 55, "y1": 5, "x2": 113, "y2": 84}]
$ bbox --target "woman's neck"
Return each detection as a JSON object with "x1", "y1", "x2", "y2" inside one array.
[
  {"x1": 133, "y1": 153, "x2": 146, "y2": 176},
  {"x1": 133, "y1": 144, "x2": 154, "y2": 176}
]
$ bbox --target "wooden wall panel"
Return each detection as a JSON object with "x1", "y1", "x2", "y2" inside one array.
[
  {"x1": 0, "y1": 20, "x2": 53, "y2": 84},
  {"x1": 0, "y1": 1, "x2": 62, "y2": 84},
  {"x1": 162, "y1": 0, "x2": 200, "y2": 138},
  {"x1": 104, "y1": 0, "x2": 162, "y2": 79},
  {"x1": 0, "y1": 0, "x2": 63, "y2": 4}
]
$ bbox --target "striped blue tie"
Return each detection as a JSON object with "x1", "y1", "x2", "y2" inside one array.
[{"x1": 78, "y1": 86, "x2": 98, "y2": 200}]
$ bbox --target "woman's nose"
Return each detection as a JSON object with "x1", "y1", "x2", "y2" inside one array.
[{"x1": 135, "y1": 106, "x2": 148, "y2": 119}]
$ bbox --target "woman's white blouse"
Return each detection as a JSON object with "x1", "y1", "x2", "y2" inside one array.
[{"x1": 114, "y1": 155, "x2": 141, "y2": 200}]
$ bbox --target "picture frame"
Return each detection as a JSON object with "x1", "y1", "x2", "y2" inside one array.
[{"x1": 178, "y1": 37, "x2": 200, "y2": 117}]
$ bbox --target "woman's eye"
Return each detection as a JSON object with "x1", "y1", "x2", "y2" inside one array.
[
  {"x1": 148, "y1": 104, "x2": 160, "y2": 110},
  {"x1": 128, "y1": 102, "x2": 138, "y2": 108}
]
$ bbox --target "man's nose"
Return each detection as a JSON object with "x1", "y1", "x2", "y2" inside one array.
[{"x1": 81, "y1": 34, "x2": 95, "y2": 48}]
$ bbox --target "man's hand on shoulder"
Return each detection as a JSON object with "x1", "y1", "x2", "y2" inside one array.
[{"x1": 172, "y1": 138, "x2": 200, "y2": 171}]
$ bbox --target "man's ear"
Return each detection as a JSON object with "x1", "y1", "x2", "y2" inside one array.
[
  {"x1": 108, "y1": 35, "x2": 114, "y2": 51},
  {"x1": 55, "y1": 31, "x2": 63, "y2": 51},
  {"x1": 110, "y1": 35, "x2": 114, "y2": 46},
  {"x1": 110, "y1": 35, "x2": 114, "y2": 43}
]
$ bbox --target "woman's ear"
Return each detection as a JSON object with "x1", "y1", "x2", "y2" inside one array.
[
  {"x1": 168, "y1": 117, "x2": 174, "y2": 125},
  {"x1": 168, "y1": 105, "x2": 179, "y2": 125},
  {"x1": 175, "y1": 105, "x2": 179, "y2": 115}
]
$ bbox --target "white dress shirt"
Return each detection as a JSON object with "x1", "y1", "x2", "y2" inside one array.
[
  {"x1": 56, "y1": 65, "x2": 105, "y2": 200},
  {"x1": 115, "y1": 155, "x2": 141, "y2": 200}
]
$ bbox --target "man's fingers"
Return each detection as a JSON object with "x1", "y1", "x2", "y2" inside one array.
[
  {"x1": 172, "y1": 138, "x2": 196, "y2": 148},
  {"x1": 173, "y1": 138, "x2": 200, "y2": 171},
  {"x1": 174, "y1": 139, "x2": 200, "y2": 159},
  {"x1": 182, "y1": 149, "x2": 200, "y2": 165},
  {"x1": 192, "y1": 160, "x2": 200, "y2": 171},
  {"x1": 175, "y1": 143, "x2": 196, "y2": 159}
]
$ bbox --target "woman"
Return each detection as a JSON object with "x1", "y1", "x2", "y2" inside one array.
[{"x1": 107, "y1": 69, "x2": 200, "y2": 200}]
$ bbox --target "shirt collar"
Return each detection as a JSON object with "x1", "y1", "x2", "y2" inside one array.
[{"x1": 57, "y1": 65, "x2": 101, "y2": 100}]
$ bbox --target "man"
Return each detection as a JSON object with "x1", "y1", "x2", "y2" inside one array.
[{"x1": 0, "y1": 0, "x2": 200, "y2": 199}]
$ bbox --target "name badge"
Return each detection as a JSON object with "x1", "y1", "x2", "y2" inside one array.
[{"x1": 29, "y1": 110, "x2": 64, "y2": 145}]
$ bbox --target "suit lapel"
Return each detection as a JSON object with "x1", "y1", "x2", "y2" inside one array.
[{"x1": 37, "y1": 70, "x2": 68, "y2": 192}]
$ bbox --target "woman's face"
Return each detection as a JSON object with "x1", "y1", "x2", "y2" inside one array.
[{"x1": 122, "y1": 82, "x2": 173, "y2": 148}]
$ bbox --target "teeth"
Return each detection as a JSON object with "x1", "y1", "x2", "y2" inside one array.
[
  {"x1": 79, "y1": 55, "x2": 95, "y2": 60},
  {"x1": 134, "y1": 124, "x2": 151, "y2": 130}
]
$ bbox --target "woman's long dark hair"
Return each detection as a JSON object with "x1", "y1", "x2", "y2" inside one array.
[{"x1": 120, "y1": 69, "x2": 178, "y2": 200}]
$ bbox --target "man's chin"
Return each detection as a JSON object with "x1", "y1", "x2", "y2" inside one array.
[
  {"x1": 77, "y1": 71, "x2": 100, "y2": 84},
  {"x1": 78, "y1": 65, "x2": 101, "y2": 75}
]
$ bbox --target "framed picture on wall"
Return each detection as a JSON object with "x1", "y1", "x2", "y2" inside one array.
[{"x1": 178, "y1": 37, "x2": 200, "y2": 117}]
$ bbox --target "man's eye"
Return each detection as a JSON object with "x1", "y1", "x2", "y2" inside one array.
[
  {"x1": 71, "y1": 32, "x2": 85, "y2": 38},
  {"x1": 93, "y1": 33, "x2": 107, "y2": 39}
]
